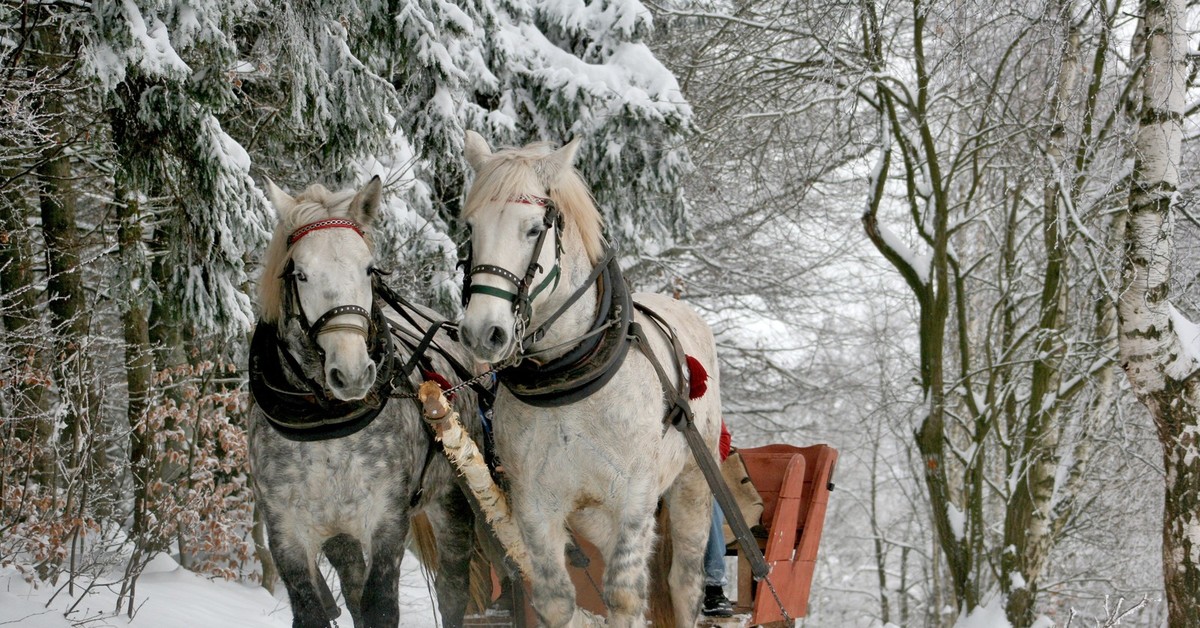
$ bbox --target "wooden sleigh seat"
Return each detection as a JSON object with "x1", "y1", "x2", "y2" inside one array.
[{"x1": 730, "y1": 444, "x2": 838, "y2": 625}]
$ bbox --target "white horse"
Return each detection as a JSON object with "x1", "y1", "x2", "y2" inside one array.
[{"x1": 457, "y1": 131, "x2": 723, "y2": 627}]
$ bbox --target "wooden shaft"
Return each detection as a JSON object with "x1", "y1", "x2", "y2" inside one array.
[{"x1": 418, "y1": 381, "x2": 532, "y2": 578}]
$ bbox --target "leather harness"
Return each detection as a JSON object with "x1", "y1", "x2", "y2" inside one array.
[{"x1": 461, "y1": 193, "x2": 774, "y2": 584}]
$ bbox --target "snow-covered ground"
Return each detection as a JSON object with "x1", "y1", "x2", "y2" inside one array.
[{"x1": 0, "y1": 551, "x2": 441, "y2": 628}]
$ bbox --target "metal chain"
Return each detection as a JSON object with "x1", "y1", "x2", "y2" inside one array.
[
  {"x1": 390, "y1": 367, "x2": 497, "y2": 400},
  {"x1": 761, "y1": 570, "x2": 793, "y2": 624}
]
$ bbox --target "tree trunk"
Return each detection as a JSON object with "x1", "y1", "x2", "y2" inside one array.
[
  {"x1": 114, "y1": 177, "x2": 155, "y2": 547},
  {"x1": 32, "y1": 24, "x2": 103, "y2": 487},
  {"x1": 1118, "y1": 0, "x2": 1200, "y2": 625},
  {"x1": 0, "y1": 179, "x2": 53, "y2": 481},
  {"x1": 1002, "y1": 15, "x2": 1077, "y2": 625}
]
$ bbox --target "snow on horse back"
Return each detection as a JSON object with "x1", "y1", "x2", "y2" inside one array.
[{"x1": 458, "y1": 130, "x2": 723, "y2": 627}]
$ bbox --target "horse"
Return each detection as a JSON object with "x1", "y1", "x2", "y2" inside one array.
[
  {"x1": 248, "y1": 177, "x2": 480, "y2": 628},
  {"x1": 456, "y1": 131, "x2": 723, "y2": 627}
]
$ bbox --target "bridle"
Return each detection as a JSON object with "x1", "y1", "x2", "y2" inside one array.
[
  {"x1": 250, "y1": 216, "x2": 400, "y2": 440},
  {"x1": 461, "y1": 193, "x2": 621, "y2": 365},
  {"x1": 462, "y1": 193, "x2": 564, "y2": 339},
  {"x1": 282, "y1": 218, "x2": 376, "y2": 348}
]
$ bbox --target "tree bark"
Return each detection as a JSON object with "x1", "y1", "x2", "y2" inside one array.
[
  {"x1": 1118, "y1": 0, "x2": 1200, "y2": 625},
  {"x1": 31, "y1": 22, "x2": 103, "y2": 486},
  {"x1": 0, "y1": 178, "x2": 53, "y2": 481}
]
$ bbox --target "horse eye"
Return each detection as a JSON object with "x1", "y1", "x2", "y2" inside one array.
[
  {"x1": 293, "y1": 269, "x2": 308, "y2": 282},
  {"x1": 527, "y1": 224, "x2": 545, "y2": 238}
]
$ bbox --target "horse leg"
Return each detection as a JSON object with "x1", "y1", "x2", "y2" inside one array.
[
  {"x1": 323, "y1": 533, "x2": 366, "y2": 625},
  {"x1": 513, "y1": 496, "x2": 580, "y2": 628},
  {"x1": 663, "y1": 467, "x2": 712, "y2": 627},
  {"x1": 423, "y1": 486, "x2": 475, "y2": 627},
  {"x1": 359, "y1": 518, "x2": 409, "y2": 628},
  {"x1": 596, "y1": 500, "x2": 658, "y2": 628},
  {"x1": 268, "y1": 530, "x2": 333, "y2": 628}
]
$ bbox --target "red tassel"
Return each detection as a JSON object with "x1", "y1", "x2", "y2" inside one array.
[
  {"x1": 686, "y1": 355, "x2": 708, "y2": 400},
  {"x1": 421, "y1": 369, "x2": 456, "y2": 400}
]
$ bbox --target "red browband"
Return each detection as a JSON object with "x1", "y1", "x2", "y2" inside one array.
[
  {"x1": 287, "y1": 219, "x2": 365, "y2": 247},
  {"x1": 509, "y1": 193, "x2": 554, "y2": 207}
]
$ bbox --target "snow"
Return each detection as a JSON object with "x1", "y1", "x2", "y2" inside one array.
[
  {"x1": 955, "y1": 594, "x2": 1012, "y2": 628},
  {"x1": 0, "y1": 551, "x2": 441, "y2": 628},
  {"x1": 121, "y1": 0, "x2": 192, "y2": 78},
  {"x1": 875, "y1": 222, "x2": 931, "y2": 284},
  {"x1": 1167, "y1": 303, "x2": 1200, "y2": 378},
  {"x1": 946, "y1": 501, "x2": 965, "y2": 541}
]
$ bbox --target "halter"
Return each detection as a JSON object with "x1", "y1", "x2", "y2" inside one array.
[
  {"x1": 462, "y1": 194, "x2": 564, "y2": 336},
  {"x1": 283, "y1": 218, "x2": 374, "y2": 345}
]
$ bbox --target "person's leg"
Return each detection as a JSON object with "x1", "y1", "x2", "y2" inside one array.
[
  {"x1": 704, "y1": 502, "x2": 727, "y2": 587},
  {"x1": 702, "y1": 502, "x2": 733, "y2": 617}
]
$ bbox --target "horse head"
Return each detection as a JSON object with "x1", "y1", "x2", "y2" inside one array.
[
  {"x1": 458, "y1": 131, "x2": 605, "y2": 364},
  {"x1": 261, "y1": 177, "x2": 383, "y2": 401}
]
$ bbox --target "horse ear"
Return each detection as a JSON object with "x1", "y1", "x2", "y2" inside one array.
[
  {"x1": 265, "y1": 179, "x2": 295, "y2": 215},
  {"x1": 538, "y1": 137, "x2": 582, "y2": 187},
  {"x1": 349, "y1": 176, "x2": 383, "y2": 225},
  {"x1": 464, "y1": 130, "x2": 493, "y2": 171}
]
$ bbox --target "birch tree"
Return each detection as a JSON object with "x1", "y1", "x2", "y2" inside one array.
[{"x1": 1119, "y1": 0, "x2": 1200, "y2": 624}]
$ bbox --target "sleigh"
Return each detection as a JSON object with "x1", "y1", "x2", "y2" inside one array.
[
  {"x1": 464, "y1": 442, "x2": 838, "y2": 627},
  {"x1": 729, "y1": 443, "x2": 838, "y2": 624}
]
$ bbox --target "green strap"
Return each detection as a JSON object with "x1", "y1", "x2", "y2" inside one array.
[
  {"x1": 468, "y1": 284, "x2": 519, "y2": 302},
  {"x1": 469, "y1": 264, "x2": 560, "y2": 306},
  {"x1": 528, "y1": 265, "x2": 561, "y2": 302}
]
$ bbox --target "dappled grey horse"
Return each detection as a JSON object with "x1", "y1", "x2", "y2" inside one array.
[{"x1": 248, "y1": 177, "x2": 478, "y2": 628}]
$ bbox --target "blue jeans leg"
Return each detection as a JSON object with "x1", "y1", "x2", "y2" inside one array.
[{"x1": 704, "y1": 501, "x2": 727, "y2": 587}]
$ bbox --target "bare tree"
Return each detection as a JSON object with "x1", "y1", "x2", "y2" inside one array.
[{"x1": 652, "y1": 0, "x2": 1164, "y2": 624}]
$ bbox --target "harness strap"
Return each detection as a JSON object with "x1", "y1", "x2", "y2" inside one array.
[
  {"x1": 307, "y1": 304, "x2": 371, "y2": 343},
  {"x1": 400, "y1": 320, "x2": 448, "y2": 379},
  {"x1": 287, "y1": 218, "x2": 364, "y2": 246},
  {"x1": 409, "y1": 423, "x2": 443, "y2": 508},
  {"x1": 627, "y1": 307, "x2": 772, "y2": 583},
  {"x1": 522, "y1": 248, "x2": 616, "y2": 347}
]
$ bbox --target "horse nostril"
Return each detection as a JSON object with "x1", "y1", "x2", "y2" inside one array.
[
  {"x1": 329, "y1": 367, "x2": 346, "y2": 389},
  {"x1": 363, "y1": 362, "x2": 376, "y2": 385},
  {"x1": 487, "y1": 325, "x2": 507, "y2": 349}
]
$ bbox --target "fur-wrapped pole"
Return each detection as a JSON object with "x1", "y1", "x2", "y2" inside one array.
[{"x1": 417, "y1": 381, "x2": 533, "y2": 579}]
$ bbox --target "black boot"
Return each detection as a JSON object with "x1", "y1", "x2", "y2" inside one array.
[{"x1": 702, "y1": 584, "x2": 733, "y2": 617}]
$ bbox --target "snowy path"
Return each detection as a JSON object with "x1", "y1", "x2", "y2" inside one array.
[{"x1": 0, "y1": 551, "x2": 440, "y2": 628}]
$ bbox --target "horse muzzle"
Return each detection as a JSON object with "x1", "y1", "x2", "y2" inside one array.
[{"x1": 459, "y1": 317, "x2": 515, "y2": 365}]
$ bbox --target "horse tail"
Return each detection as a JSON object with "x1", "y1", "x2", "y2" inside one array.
[
  {"x1": 648, "y1": 502, "x2": 675, "y2": 628},
  {"x1": 409, "y1": 511, "x2": 440, "y2": 577},
  {"x1": 468, "y1": 548, "x2": 495, "y2": 614}
]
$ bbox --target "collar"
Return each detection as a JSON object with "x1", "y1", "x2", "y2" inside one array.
[
  {"x1": 498, "y1": 255, "x2": 633, "y2": 407},
  {"x1": 249, "y1": 301, "x2": 397, "y2": 441}
]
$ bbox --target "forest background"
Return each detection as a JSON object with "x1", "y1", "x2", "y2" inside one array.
[{"x1": 1, "y1": 0, "x2": 1198, "y2": 627}]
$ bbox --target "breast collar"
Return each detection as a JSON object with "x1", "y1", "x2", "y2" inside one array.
[{"x1": 497, "y1": 254, "x2": 633, "y2": 407}]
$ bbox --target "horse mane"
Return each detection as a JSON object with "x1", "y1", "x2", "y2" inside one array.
[
  {"x1": 462, "y1": 142, "x2": 606, "y2": 265},
  {"x1": 257, "y1": 183, "x2": 375, "y2": 324}
]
